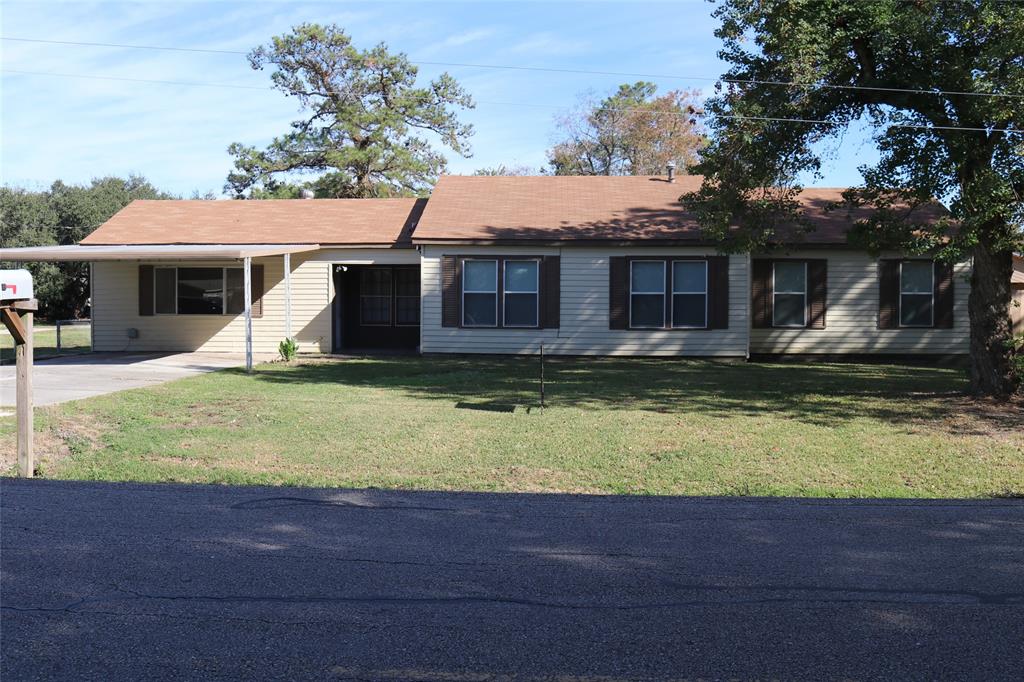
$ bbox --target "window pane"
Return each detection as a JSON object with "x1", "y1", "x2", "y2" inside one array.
[
  {"x1": 901, "y1": 293, "x2": 933, "y2": 326},
  {"x1": 505, "y1": 293, "x2": 538, "y2": 326},
  {"x1": 361, "y1": 268, "x2": 392, "y2": 296},
  {"x1": 774, "y1": 293, "x2": 805, "y2": 326},
  {"x1": 774, "y1": 261, "x2": 806, "y2": 293},
  {"x1": 360, "y1": 295, "x2": 390, "y2": 324},
  {"x1": 673, "y1": 261, "x2": 707, "y2": 293},
  {"x1": 155, "y1": 268, "x2": 176, "y2": 314},
  {"x1": 901, "y1": 261, "x2": 932, "y2": 293},
  {"x1": 464, "y1": 260, "x2": 497, "y2": 292},
  {"x1": 394, "y1": 268, "x2": 419, "y2": 296},
  {"x1": 396, "y1": 296, "x2": 419, "y2": 325},
  {"x1": 672, "y1": 293, "x2": 706, "y2": 327},
  {"x1": 463, "y1": 293, "x2": 496, "y2": 326},
  {"x1": 631, "y1": 294, "x2": 664, "y2": 327},
  {"x1": 631, "y1": 261, "x2": 664, "y2": 293},
  {"x1": 225, "y1": 269, "x2": 244, "y2": 315},
  {"x1": 177, "y1": 267, "x2": 223, "y2": 315},
  {"x1": 504, "y1": 261, "x2": 538, "y2": 292}
]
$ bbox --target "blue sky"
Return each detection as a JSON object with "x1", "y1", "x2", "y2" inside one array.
[{"x1": 1, "y1": 0, "x2": 878, "y2": 197}]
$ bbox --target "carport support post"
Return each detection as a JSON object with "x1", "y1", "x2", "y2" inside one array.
[
  {"x1": 284, "y1": 252, "x2": 292, "y2": 340},
  {"x1": 244, "y1": 256, "x2": 253, "y2": 373}
]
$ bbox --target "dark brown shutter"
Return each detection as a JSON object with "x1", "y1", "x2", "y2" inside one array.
[
  {"x1": 934, "y1": 260, "x2": 954, "y2": 328},
  {"x1": 138, "y1": 265, "x2": 153, "y2": 316},
  {"x1": 441, "y1": 255, "x2": 459, "y2": 327},
  {"x1": 878, "y1": 259, "x2": 900, "y2": 329},
  {"x1": 541, "y1": 255, "x2": 560, "y2": 329},
  {"x1": 609, "y1": 256, "x2": 628, "y2": 329},
  {"x1": 707, "y1": 256, "x2": 730, "y2": 329},
  {"x1": 751, "y1": 259, "x2": 772, "y2": 328},
  {"x1": 251, "y1": 264, "x2": 264, "y2": 318},
  {"x1": 807, "y1": 259, "x2": 827, "y2": 329}
]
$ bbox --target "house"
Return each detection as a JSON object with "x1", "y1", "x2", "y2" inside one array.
[{"x1": 0, "y1": 174, "x2": 973, "y2": 363}]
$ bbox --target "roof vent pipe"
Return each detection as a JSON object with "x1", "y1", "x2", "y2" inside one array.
[
  {"x1": 666, "y1": 160, "x2": 676, "y2": 183},
  {"x1": 299, "y1": 189, "x2": 315, "y2": 200}
]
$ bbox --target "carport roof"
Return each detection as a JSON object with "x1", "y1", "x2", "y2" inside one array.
[{"x1": 0, "y1": 244, "x2": 320, "y2": 261}]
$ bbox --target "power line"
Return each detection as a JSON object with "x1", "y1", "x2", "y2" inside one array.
[
  {"x1": 3, "y1": 35, "x2": 1022, "y2": 100},
  {"x1": 4, "y1": 68, "x2": 1018, "y2": 134},
  {"x1": 2, "y1": 68, "x2": 270, "y2": 91}
]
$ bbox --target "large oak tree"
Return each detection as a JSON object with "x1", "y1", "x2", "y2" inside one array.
[
  {"x1": 226, "y1": 24, "x2": 475, "y2": 199},
  {"x1": 685, "y1": 0, "x2": 1023, "y2": 396}
]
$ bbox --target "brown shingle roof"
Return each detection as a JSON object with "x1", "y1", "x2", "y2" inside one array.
[
  {"x1": 413, "y1": 175, "x2": 949, "y2": 244},
  {"x1": 81, "y1": 198, "x2": 426, "y2": 246}
]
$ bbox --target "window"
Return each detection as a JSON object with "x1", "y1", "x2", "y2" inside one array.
[
  {"x1": 463, "y1": 259, "x2": 498, "y2": 327},
  {"x1": 630, "y1": 261, "x2": 666, "y2": 328},
  {"x1": 900, "y1": 260, "x2": 933, "y2": 327},
  {"x1": 394, "y1": 267, "x2": 420, "y2": 326},
  {"x1": 360, "y1": 268, "x2": 392, "y2": 325},
  {"x1": 773, "y1": 261, "x2": 807, "y2": 327},
  {"x1": 504, "y1": 260, "x2": 539, "y2": 327},
  {"x1": 672, "y1": 261, "x2": 707, "y2": 328},
  {"x1": 154, "y1": 266, "x2": 244, "y2": 316}
]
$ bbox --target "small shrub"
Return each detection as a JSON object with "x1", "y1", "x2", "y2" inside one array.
[{"x1": 278, "y1": 337, "x2": 299, "y2": 362}]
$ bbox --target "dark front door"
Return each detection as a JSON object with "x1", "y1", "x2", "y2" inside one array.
[{"x1": 334, "y1": 265, "x2": 420, "y2": 351}]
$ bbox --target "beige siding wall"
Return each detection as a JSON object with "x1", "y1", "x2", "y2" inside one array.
[
  {"x1": 91, "y1": 249, "x2": 416, "y2": 354},
  {"x1": 749, "y1": 250, "x2": 971, "y2": 355},
  {"x1": 421, "y1": 245, "x2": 750, "y2": 356}
]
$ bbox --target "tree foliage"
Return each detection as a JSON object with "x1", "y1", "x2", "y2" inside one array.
[
  {"x1": 472, "y1": 164, "x2": 540, "y2": 176},
  {"x1": 685, "y1": 0, "x2": 1023, "y2": 395},
  {"x1": 0, "y1": 175, "x2": 173, "y2": 319},
  {"x1": 548, "y1": 81, "x2": 706, "y2": 176},
  {"x1": 226, "y1": 23, "x2": 475, "y2": 199}
]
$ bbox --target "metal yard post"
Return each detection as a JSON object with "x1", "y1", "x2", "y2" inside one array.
[
  {"x1": 539, "y1": 341, "x2": 545, "y2": 408},
  {"x1": 244, "y1": 256, "x2": 253, "y2": 373},
  {"x1": 56, "y1": 319, "x2": 61, "y2": 352}
]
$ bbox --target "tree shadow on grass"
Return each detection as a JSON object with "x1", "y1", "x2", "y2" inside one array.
[{"x1": 230, "y1": 357, "x2": 1003, "y2": 432}]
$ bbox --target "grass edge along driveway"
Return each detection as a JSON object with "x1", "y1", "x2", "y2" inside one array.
[{"x1": 2, "y1": 356, "x2": 1021, "y2": 498}]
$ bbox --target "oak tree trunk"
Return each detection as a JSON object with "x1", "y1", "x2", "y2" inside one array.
[{"x1": 968, "y1": 239, "x2": 1018, "y2": 397}]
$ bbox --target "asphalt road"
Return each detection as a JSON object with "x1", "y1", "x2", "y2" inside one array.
[{"x1": 2, "y1": 479, "x2": 1022, "y2": 681}]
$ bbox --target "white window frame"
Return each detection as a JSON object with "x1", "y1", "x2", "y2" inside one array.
[
  {"x1": 629, "y1": 260, "x2": 666, "y2": 329},
  {"x1": 462, "y1": 258, "x2": 499, "y2": 328},
  {"x1": 503, "y1": 259, "x2": 540, "y2": 328},
  {"x1": 670, "y1": 260, "x2": 708, "y2": 329},
  {"x1": 898, "y1": 260, "x2": 935, "y2": 328},
  {"x1": 154, "y1": 266, "x2": 242, "y2": 317},
  {"x1": 772, "y1": 261, "x2": 808, "y2": 328}
]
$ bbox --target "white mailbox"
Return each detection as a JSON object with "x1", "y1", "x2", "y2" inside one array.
[{"x1": 0, "y1": 269, "x2": 33, "y2": 303}]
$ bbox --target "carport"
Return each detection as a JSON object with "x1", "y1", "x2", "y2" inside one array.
[{"x1": 0, "y1": 243, "x2": 319, "y2": 371}]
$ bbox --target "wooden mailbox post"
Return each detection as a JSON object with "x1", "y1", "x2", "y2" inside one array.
[
  {"x1": 2, "y1": 269, "x2": 36, "y2": 478},
  {"x1": 2, "y1": 300, "x2": 36, "y2": 477}
]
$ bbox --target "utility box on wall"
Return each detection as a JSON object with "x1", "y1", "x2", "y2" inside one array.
[{"x1": 0, "y1": 269, "x2": 33, "y2": 303}]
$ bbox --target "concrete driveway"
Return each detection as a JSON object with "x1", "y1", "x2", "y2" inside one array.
[
  {"x1": 0, "y1": 352, "x2": 248, "y2": 409},
  {"x1": 2, "y1": 479, "x2": 1022, "y2": 680}
]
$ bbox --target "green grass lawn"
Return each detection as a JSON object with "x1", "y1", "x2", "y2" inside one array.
[
  {"x1": 1, "y1": 323, "x2": 91, "y2": 365},
  {"x1": 2, "y1": 356, "x2": 1021, "y2": 497}
]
